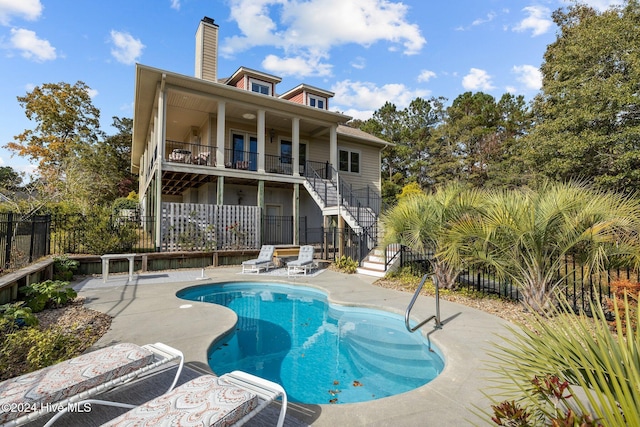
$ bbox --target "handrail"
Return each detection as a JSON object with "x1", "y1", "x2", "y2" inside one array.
[
  {"x1": 384, "y1": 243, "x2": 402, "y2": 271},
  {"x1": 405, "y1": 274, "x2": 442, "y2": 332}
]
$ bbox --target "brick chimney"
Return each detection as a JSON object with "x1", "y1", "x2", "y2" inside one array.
[{"x1": 195, "y1": 16, "x2": 218, "y2": 82}]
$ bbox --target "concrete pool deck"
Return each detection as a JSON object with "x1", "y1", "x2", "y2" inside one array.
[{"x1": 64, "y1": 266, "x2": 513, "y2": 426}]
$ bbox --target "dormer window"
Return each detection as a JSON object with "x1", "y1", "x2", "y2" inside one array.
[
  {"x1": 308, "y1": 94, "x2": 325, "y2": 109},
  {"x1": 250, "y1": 78, "x2": 271, "y2": 95}
]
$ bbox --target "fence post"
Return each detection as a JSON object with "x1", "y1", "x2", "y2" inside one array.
[
  {"x1": 29, "y1": 217, "x2": 36, "y2": 263},
  {"x1": 4, "y1": 212, "x2": 13, "y2": 270}
]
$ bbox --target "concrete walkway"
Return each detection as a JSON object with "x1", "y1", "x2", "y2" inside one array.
[{"x1": 68, "y1": 266, "x2": 513, "y2": 426}]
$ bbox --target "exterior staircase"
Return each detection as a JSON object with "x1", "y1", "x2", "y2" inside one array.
[
  {"x1": 303, "y1": 165, "x2": 380, "y2": 260},
  {"x1": 356, "y1": 245, "x2": 402, "y2": 277}
]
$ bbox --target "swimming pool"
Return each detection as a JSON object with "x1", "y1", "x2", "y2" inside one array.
[{"x1": 177, "y1": 282, "x2": 444, "y2": 404}]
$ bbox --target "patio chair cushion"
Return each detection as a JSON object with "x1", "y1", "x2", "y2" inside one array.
[
  {"x1": 0, "y1": 343, "x2": 154, "y2": 425},
  {"x1": 102, "y1": 375, "x2": 258, "y2": 427}
]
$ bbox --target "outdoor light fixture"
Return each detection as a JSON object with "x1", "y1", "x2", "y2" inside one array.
[
  {"x1": 269, "y1": 128, "x2": 276, "y2": 143},
  {"x1": 242, "y1": 113, "x2": 256, "y2": 120}
]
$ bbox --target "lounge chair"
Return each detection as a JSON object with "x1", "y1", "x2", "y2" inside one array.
[
  {"x1": 0, "y1": 342, "x2": 184, "y2": 427},
  {"x1": 242, "y1": 245, "x2": 275, "y2": 273},
  {"x1": 103, "y1": 371, "x2": 287, "y2": 427},
  {"x1": 287, "y1": 245, "x2": 316, "y2": 276}
]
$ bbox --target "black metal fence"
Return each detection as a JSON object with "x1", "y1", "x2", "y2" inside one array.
[
  {"x1": 0, "y1": 213, "x2": 51, "y2": 272},
  {"x1": 395, "y1": 245, "x2": 637, "y2": 311}
]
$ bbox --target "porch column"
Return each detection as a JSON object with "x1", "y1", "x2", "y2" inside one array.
[
  {"x1": 217, "y1": 176, "x2": 224, "y2": 205},
  {"x1": 257, "y1": 180, "x2": 265, "y2": 244},
  {"x1": 293, "y1": 183, "x2": 300, "y2": 245},
  {"x1": 292, "y1": 117, "x2": 300, "y2": 177},
  {"x1": 155, "y1": 79, "x2": 167, "y2": 251},
  {"x1": 216, "y1": 101, "x2": 226, "y2": 169},
  {"x1": 329, "y1": 124, "x2": 338, "y2": 172},
  {"x1": 257, "y1": 110, "x2": 266, "y2": 173}
]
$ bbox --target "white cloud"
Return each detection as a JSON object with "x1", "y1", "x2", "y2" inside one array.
[
  {"x1": 0, "y1": 0, "x2": 42, "y2": 25},
  {"x1": 170, "y1": 0, "x2": 180, "y2": 10},
  {"x1": 462, "y1": 68, "x2": 495, "y2": 91},
  {"x1": 472, "y1": 12, "x2": 496, "y2": 27},
  {"x1": 262, "y1": 52, "x2": 332, "y2": 78},
  {"x1": 222, "y1": 0, "x2": 425, "y2": 77},
  {"x1": 9, "y1": 28, "x2": 56, "y2": 61},
  {"x1": 513, "y1": 64, "x2": 542, "y2": 90},
  {"x1": 513, "y1": 6, "x2": 552, "y2": 37},
  {"x1": 417, "y1": 69, "x2": 436, "y2": 83},
  {"x1": 87, "y1": 88, "x2": 99, "y2": 98},
  {"x1": 331, "y1": 79, "x2": 429, "y2": 119},
  {"x1": 109, "y1": 30, "x2": 144, "y2": 65},
  {"x1": 350, "y1": 56, "x2": 366, "y2": 70}
]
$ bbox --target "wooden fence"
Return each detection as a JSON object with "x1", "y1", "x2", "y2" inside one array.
[{"x1": 161, "y1": 203, "x2": 260, "y2": 251}]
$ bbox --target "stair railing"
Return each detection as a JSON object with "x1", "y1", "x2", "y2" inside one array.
[
  {"x1": 384, "y1": 243, "x2": 402, "y2": 271},
  {"x1": 405, "y1": 274, "x2": 442, "y2": 332}
]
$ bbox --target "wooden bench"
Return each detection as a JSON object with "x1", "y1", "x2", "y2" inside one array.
[
  {"x1": 273, "y1": 247, "x2": 300, "y2": 268},
  {"x1": 101, "y1": 254, "x2": 136, "y2": 283}
]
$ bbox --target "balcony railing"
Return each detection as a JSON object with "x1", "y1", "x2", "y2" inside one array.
[
  {"x1": 163, "y1": 140, "x2": 336, "y2": 179},
  {"x1": 166, "y1": 140, "x2": 214, "y2": 166}
]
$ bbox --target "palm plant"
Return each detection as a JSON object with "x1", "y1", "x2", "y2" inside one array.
[
  {"x1": 442, "y1": 181, "x2": 640, "y2": 313},
  {"x1": 381, "y1": 182, "x2": 484, "y2": 289},
  {"x1": 482, "y1": 293, "x2": 640, "y2": 426}
]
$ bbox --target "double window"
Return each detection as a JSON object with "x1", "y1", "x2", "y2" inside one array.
[
  {"x1": 338, "y1": 149, "x2": 360, "y2": 173},
  {"x1": 280, "y1": 140, "x2": 307, "y2": 168},
  {"x1": 249, "y1": 78, "x2": 271, "y2": 95},
  {"x1": 308, "y1": 94, "x2": 325, "y2": 109}
]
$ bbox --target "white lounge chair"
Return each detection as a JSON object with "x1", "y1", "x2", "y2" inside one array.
[
  {"x1": 102, "y1": 371, "x2": 287, "y2": 427},
  {"x1": 242, "y1": 245, "x2": 275, "y2": 273},
  {"x1": 287, "y1": 245, "x2": 316, "y2": 276},
  {"x1": 0, "y1": 342, "x2": 184, "y2": 427}
]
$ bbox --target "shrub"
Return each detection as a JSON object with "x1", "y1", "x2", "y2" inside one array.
[
  {"x1": 606, "y1": 279, "x2": 639, "y2": 334},
  {"x1": 20, "y1": 280, "x2": 77, "y2": 312},
  {"x1": 81, "y1": 205, "x2": 138, "y2": 254},
  {"x1": 0, "y1": 303, "x2": 38, "y2": 328},
  {"x1": 335, "y1": 255, "x2": 359, "y2": 274},
  {"x1": 53, "y1": 255, "x2": 80, "y2": 281},
  {"x1": 0, "y1": 326, "x2": 84, "y2": 379}
]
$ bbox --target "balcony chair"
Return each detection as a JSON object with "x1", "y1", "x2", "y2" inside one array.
[
  {"x1": 192, "y1": 151, "x2": 210, "y2": 165},
  {"x1": 287, "y1": 245, "x2": 316, "y2": 276},
  {"x1": 102, "y1": 371, "x2": 287, "y2": 427},
  {"x1": 241, "y1": 245, "x2": 275, "y2": 273},
  {"x1": 0, "y1": 342, "x2": 184, "y2": 427}
]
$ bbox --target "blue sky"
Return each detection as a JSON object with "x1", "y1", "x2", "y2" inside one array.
[{"x1": 0, "y1": 0, "x2": 624, "y2": 179}]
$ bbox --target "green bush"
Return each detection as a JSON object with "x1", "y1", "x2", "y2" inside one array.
[
  {"x1": 0, "y1": 326, "x2": 84, "y2": 379},
  {"x1": 111, "y1": 197, "x2": 139, "y2": 213},
  {"x1": 0, "y1": 303, "x2": 38, "y2": 328},
  {"x1": 335, "y1": 255, "x2": 359, "y2": 274},
  {"x1": 20, "y1": 280, "x2": 77, "y2": 312},
  {"x1": 81, "y1": 205, "x2": 138, "y2": 254},
  {"x1": 53, "y1": 255, "x2": 79, "y2": 281}
]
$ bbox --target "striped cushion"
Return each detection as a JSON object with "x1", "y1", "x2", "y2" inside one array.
[
  {"x1": 103, "y1": 375, "x2": 258, "y2": 427},
  {"x1": 0, "y1": 343, "x2": 153, "y2": 424}
]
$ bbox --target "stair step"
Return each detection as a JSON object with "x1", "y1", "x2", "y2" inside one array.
[
  {"x1": 356, "y1": 267, "x2": 386, "y2": 277},
  {"x1": 361, "y1": 261, "x2": 385, "y2": 271}
]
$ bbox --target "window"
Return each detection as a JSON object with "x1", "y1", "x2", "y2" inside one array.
[
  {"x1": 339, "y1": 149, "x2": 360, "y2": 173},
  {"x1": 249, "y1": 78, "x2": 271, "y2": 95},
  {"x1": 308, "y1": 94, "x2": 325, "y2": 109},
  {"x1": 280, "y1": 141, "x2": 307, "y2": 166}
]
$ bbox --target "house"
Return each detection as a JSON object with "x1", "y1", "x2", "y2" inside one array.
[{"x1": 131, "y1": 17, "x2": 390, "y2": 260}]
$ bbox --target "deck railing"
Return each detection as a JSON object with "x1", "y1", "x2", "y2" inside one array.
[{"x1": 166, "y1": 140, "x2": 214, "y2": 166}]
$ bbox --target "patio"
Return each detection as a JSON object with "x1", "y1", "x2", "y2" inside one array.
[{"x1": 31, "y1": 267, "x2": 514, "y2": 426}]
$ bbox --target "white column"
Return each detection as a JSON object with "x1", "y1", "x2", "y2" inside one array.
[
  {"x1": 154, "y1": 85, "x2": 166, "y2": 251},
  {"x1": 216, "y1": 101, "x2": 226, "y2": 168},
  {"x1": 329, "y1": 124, "x2": 337, "y2": 171},
  {"x1": 292, "y1": 117, "x2": 300, "y2": 176},
  {"x1": 257, "y1": 109, "x2": 266, "y2": 173}
]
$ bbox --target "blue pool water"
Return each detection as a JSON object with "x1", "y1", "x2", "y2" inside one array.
[{"x1": 177, "y1": 282, "x2": 444, "y2": 404}]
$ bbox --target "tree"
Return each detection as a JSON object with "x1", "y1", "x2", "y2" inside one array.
[
  {"x1": 0, "y1": 167, "x2": 23, "y2": 193},
  {"x1": 524, "y1": 1, "x2": 640, "y2": 193},
  {"x1": 382, "y1": 182, "x2": 484, "y2": 289},
  {"x1": 443, "y1": 181, "x2": 640, "y2": 313},
  {"x1": 6, "y1": 81, "x2": 103, "y2": 179}
]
